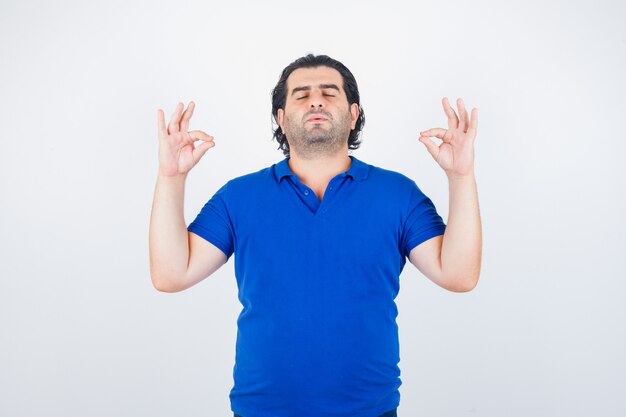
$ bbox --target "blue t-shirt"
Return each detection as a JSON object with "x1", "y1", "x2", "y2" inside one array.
[{"x1": 188, "y1": 155, "x2": 446, "y2": 417}]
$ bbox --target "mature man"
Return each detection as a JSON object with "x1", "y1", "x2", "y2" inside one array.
[{"x1": 149, "y1": 54, "x2": 481, "y2": 417}]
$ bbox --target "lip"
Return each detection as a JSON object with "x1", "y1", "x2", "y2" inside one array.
[{"x1": 307, "y1": 116, "x2": 328, "y2": 122}]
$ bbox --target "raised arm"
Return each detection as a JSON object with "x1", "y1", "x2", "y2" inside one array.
[
  {"x1": 412, "y1": 97, "x2": 482, "y2": 292},
  {"x1": 149, "y1": 101, "x2": 225, "y2": 292}
]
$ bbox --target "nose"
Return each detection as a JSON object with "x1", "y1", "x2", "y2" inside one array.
[{"x1": 308, "y1": 91, "x2": 325, "y2": 109}]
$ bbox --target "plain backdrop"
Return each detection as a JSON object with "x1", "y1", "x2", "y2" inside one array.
[{"x1": 1, "y1": 0, "x2": 625, "y2": 416}]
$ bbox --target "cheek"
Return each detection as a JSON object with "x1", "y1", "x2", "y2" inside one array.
[{"x1": 284, "y1": 109, "x2": 303, "y2": 123}]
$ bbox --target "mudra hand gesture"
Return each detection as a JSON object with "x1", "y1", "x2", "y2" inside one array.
[
  {"x1": 419, "y1": 97, "x2": 478, "y2": 178},
  {"x1": 157, "y1": 101, "x2": 215, "y2": 177}
]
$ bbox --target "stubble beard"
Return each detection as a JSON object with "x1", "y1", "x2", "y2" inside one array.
[{"x1": 283, "y1": 109, "x2": 352, "y2": 160}]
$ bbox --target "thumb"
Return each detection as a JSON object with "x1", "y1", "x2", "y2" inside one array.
[
  {"x1": 192, "y1": 140, "x2": 216, "y2": 163},
  {"x1": 419, "y1": 135, "x2": 439, "y2": 159}
]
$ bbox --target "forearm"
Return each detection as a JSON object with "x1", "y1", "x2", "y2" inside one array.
[
  {"x1": 149, "y1": 173, "x2": 190, "y2": 288},
  {"x1": 440, "y1": 172, "x2": 482, "y2": 291}
]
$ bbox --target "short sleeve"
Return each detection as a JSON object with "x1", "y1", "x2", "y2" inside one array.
[
  {"x1": 187, "y1": 182, "x2": 235, "y2": 260},
  {"x1": 401, "y1": 181, "x2": 446, "y2": 258}
]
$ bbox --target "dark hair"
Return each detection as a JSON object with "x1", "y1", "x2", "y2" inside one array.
[{"x1": 271, "y1": 54, "x2": 365, "y2": 157}]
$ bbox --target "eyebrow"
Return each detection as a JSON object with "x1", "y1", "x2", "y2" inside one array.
[{"x1": 290, "y1": 83, "x2": 341, "y2": 96}]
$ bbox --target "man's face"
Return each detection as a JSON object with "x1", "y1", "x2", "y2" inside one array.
[{"x1": 277, "y1": 66, "x2": 358, "y2": 159}]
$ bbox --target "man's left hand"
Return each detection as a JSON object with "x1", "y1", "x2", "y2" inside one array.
[{"x1": 419, "y1": 97, "x2": 478, "y2": 178}]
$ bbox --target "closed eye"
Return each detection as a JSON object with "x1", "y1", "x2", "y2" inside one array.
[{"x1": 296, "y1": 94, "x2": 336, "y2": 100}]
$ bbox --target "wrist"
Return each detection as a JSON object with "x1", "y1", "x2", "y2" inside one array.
[
  {"x1": 446, "y1": 170, "x2": 475, "y2": 182},
  {"x1": 157, "y1": 170, "x2": 188, "y2": 183}
]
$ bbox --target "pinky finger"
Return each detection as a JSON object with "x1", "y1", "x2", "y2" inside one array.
[{"x1": 157, "y1": 109, "x2": 167, "y2": 138}]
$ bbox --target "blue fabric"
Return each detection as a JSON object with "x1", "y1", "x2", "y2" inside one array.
[
  {"x1": 188, "y1": 155, "x2": 446, "y2": 417},
  {"x1": 234, "y1": 406, "x2": 397, "y2": 417}
]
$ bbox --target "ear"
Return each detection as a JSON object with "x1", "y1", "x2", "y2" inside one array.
[
  {"x1": 277, "y1": 108, "x2": 285, "y2": 131},
  {"x1": 349, "y1": 103, "x2": 359, "y2": 130}
]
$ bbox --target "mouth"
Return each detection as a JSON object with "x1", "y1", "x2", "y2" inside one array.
[{"x1": 307, "y1": 116, "x2": 328, "y2": 122}]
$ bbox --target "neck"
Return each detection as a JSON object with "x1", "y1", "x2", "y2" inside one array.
[{"x1": 287, "y1": 149, "x2": 352, "y2": 186}]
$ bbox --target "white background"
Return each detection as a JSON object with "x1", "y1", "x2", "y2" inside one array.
[{"x1": 1, "y1": 0, "x2": 625, "y2": 416}]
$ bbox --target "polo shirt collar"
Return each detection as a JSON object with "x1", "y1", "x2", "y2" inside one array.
[{"x1": 274, "y1": 155, "x2": 369, "y2": 183}]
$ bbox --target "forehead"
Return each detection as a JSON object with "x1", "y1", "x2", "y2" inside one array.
[{"x1": 286, "y1": 66, "x2": 344, "y2": 92}]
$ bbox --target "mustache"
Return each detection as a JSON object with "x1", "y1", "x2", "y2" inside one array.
[{"x1": 303, "y1": 110, "x2": 332, "y2": 121}]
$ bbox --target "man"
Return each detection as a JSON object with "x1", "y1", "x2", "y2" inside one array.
[{"x1": 149, "y1": 54, "x2": 481, "y2": 417}]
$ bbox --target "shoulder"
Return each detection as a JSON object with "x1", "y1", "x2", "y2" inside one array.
[
  {"x1": 361, "y1": 159, "x2": 420, "y2": 195},
  {"x1": 216, "y1": 163, "x2": 276, "y2": 200}
]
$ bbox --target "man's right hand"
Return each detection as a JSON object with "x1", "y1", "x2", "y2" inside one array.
[{"x1": 157, "y1": 101, "x2": 215, "y2": 177}]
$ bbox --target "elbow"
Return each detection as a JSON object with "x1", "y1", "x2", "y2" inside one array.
[
  {"x1": 150, "y1": 259, "x2": 186, "y2": 292},
  {"x1": 445, "y1": 272, "x2": 480, "y2": 293},
  {"x1": 453, "y1": 278, "x2": 479, "y2": 292},
  {"x1": 441, "y1": 260, "x2": 481, "y2": 292},
  {"x1": 152, "y1": 279, "x2": 183, "y2": 293},
  {"x1": 153, "y1": 281, "x2": 176, "y2": 293},
  {"x1": 150, "y1": 271, "x2": 184, "y2": 293}
]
